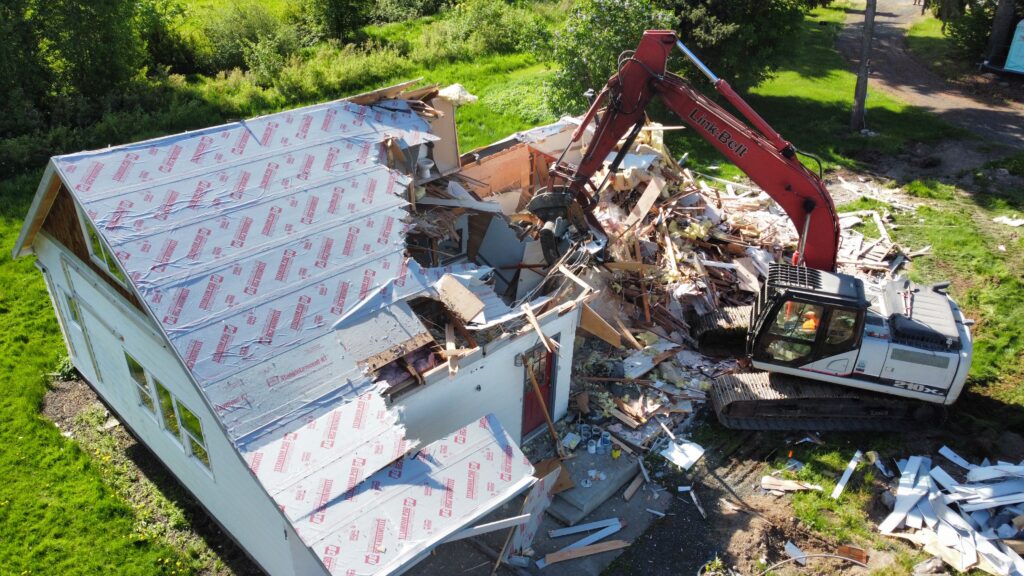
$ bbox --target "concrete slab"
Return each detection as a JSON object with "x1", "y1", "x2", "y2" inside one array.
[{"x1": 547, "y1": 450, "x2": 639, "y2": 525}]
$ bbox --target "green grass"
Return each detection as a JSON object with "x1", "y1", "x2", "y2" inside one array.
[
  {"x1": 906, "y1": 16, "x2": 975, "y2": 80},
  {"x1": 0, "y1": 176, "x2": 191, "y2": 574},
  {"x1": 986, "y1": 151, "x2": 1024, "y2": 177},
  {"x1": 904, "y1": 178, "x2": 956, "y2": 200}
]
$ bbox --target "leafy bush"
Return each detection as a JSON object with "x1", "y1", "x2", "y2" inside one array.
[
  {"x1": 52, "y1": 355, "x2": 80, "y2": 382},
  {"x1": 243, "y1": 28, "x2": 301, "y2": 86},
  {"x1": 135, "y1": 0, "x2": 197, "y2": 73},
  {"x1": 299, "y1": 0, "x2": 370, "y2": 42},
  {"x1": 547, "y1": 0, "x2": 677, "y2": 113},
  {"x1": 370, "y1": 0, "x2": 452, "y2": 23},
  {"x1": 198, "y1": 1, "x2": 282, "y2": 72},
  {"x1": 273, "y1": 42, "x2": 414, "y2": 102},
  {"x1": 437, "y1": 0, "x2": 549, "y2": 54},
  {"x1": 945, "y1": 0, "x2": 997, "y2": 58}
]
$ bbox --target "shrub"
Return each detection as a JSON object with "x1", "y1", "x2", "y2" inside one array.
[
  {"x1": 135, "y1": 0, "x2": 197, "y2": 73},
  {"x1": 547, "y1": 0, "x2": 677, "y2": 113},
  {"x1": 273, "y1": 42, "x2": 415, "y2": 103},
  {"x1": 439, "y1": 0, "x2": 549, "y2": 54},
  {"x1": 299, "y1": 0, "x2": 370, "y2": 42},
  {"x1": 945, "y1": 0, "x2": 997, "y2": 58},
  {"x1": 243, "y1": 28, "x2": 301, "y2": 86},
  {"x1": 198, "y1": 1, "x2": 282, "y2": 72},
  {"x1": 370, "y1": 0, "x2": 452, "y2": 23}
]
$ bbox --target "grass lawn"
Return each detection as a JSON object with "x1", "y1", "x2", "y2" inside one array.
[{"x1": 906, "y1": 15, "x2": 976, "y2": 80}]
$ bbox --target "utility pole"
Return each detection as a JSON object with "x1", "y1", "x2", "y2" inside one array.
[{"x1": 850, "y1": 0, "x2": 877, "y2": 132}]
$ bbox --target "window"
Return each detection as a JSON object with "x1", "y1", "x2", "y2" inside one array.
[
  {"x1": 764, "y1": 301, "x2": 824, "y2": 364},
  {"x1": 124, "y1": 351, "x2": 211, "y2": 471},
  {"x1": 54, "y1": 263, "x2": 104, "y2": 383},
  {"x1": 124, "y1": 352, "x2": 156, "y2": 414},
  {"x1": 81, "y1": 212, "x2": 128, "y2": 285},
  {"x1": 825, "y1": 309, "x2": 859, "y2": 347}
]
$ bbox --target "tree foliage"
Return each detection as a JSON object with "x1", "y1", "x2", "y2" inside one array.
[
  {"x1": 547, "y1": 0, "x2": 677, "y2": 113},
  {"x1": 938, "y1": 0, "x2": 1024, "y2": 59}
]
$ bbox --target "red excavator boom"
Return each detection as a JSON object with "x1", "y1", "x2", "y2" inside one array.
[{"x1": 552, "y1": 30, "x2": 840, "y2": 272}]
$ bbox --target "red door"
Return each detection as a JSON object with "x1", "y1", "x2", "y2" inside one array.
[{"x1": 522, "y1": 344, "x2": 555, "y2": 437}]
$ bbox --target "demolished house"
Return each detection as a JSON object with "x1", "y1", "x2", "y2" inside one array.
[{"x1": 15, "y1": 72, "x2": 929, "y2": 573}]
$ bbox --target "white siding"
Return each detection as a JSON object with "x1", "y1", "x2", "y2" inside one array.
[
  {"x1": 395, "y1": 307, "x2": 579, "y2": 445},
  {"x1": 34, "y1": 233, "x2": 326, "y2": 576}
]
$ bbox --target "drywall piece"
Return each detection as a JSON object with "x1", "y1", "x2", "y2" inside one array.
[
  {"x1": 832, "y1": 450, "x2": 864, "y2": 499},
  {"x1": 785, "y1": 541, "x2": 807, "y2": 565},
  {"x1": 501, "y1": 466, "x2": 562, "y2": 561},
  {"x1": 968, "y1": 466, "x2": 1024, "y2": 483},
  {"x1": 543, "y1": 540, "x2": 630, "y2": 566},
  {"x1": 962, "y1": 494, "x2": 1024, "y2": 512},
  {"x1": 660, "y1": 440, "x2": 705, "y2": 470},
  {"x1": 579, "y1": 303, "x2": 623, "y2": 348},
  {"x1": 476, "y1": 210, "x2": 526, "y2": 293},
  {"x1": 931, "y1": 466, "x2": 959, "y2": 491},
  {"x1": 940, "y1": 446, "x2": 975, "y2": 470},
  {"x1": 436, "y1": 273, "x2": 486, "y2": 323},
  {"x1": 879, "y1": 458, "x2": 927, "y2": 533},
  {"x1": 956, "y1": 479, "x2": 1024, "y2": 499},
  {"x1": 536, "y1": 522, "x2": 623, "y2": 569},
  {"x1": 918, "y1": 498, "x2": 940, "y2": 529},
  {"x1": 549, "y1": 519, "x2": 620, "y2": 539}
]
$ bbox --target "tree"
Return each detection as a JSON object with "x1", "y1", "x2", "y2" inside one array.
[
  {"x1": 660, "y1": 0, "x2": 808, "y2": 89},
  {"x1": 547, "y1": 0, "x2": 677, "y2": 114},
  {"x1": 986, "y1": 0, "x2": 1018, "y2": 61},
  {"x1": 0, "y1": 0, "x2": 50, "y2": 136}
]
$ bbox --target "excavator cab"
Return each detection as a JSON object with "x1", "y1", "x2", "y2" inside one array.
[{"x1": 747, "y1": 264, "x2": 868, "y2": 369}]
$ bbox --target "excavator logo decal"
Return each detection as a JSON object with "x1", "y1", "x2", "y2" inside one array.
[{"x1": 688, "y1": 108, "x2": 749, "y2": 158}]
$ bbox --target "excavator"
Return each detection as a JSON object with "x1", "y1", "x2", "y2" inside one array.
[{"x1": 529, "y1": 30, "x2": 973, "y2": 430}]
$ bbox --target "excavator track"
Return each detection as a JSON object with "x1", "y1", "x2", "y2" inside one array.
[
  {"x1": 710, "y1": 370, "x2": 943, "y2": 431},
  {"x1": 692, "y1": 305, "x2": 751, "y2": 350}
]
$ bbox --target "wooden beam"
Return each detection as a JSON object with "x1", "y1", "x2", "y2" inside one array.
[
  {"x1": 543, "y1": 540, "x2": 630, "y2": 565},
  {"x1": 623, "y1": 473, "x2": 644, "y2": 501},
  {"x1": 445, "y1": 323, "x2": 459, "y2": 376},
  {"x1": 579, "y1": 304, "x2": 623, "y2": 348},
  {"x1": 521, "y1": 303, "x2": 558, "y2": 353},
  {"x1": 527, "y1": 367, "x2": 565, "y2": 459},
  {"x1": 557, "y1": 264, "x2": 594, "y2": 294},
  {"x1": 614, "y1": 315, "x2": 644, "y2": 351}
]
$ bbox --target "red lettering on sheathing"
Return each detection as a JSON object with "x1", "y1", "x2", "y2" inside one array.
[
  {"x1": 162, "y1": 287, "x2": 190, "y2": 325},
  {"x1": 243, "y1": 261, "x2": 266, "y2": 295},
  {"x1": 154, "y1": 190, "x2": 179, "y2": 221},
  {"x1": 439, "y1": 477, "x2": 455, "y2": 518},
  {"x1": 377, "y1": 215, "x2": 395, "y2": 245},
  {"x1": 353, "y1": 395, "x2": 369, "y2": 430},
  {"x1": 321, "y1": 108, "x2": 337, "y2": 132},
  {"x1": 260, "y1": 162, "x2": 279, "y2": 191},
  {"x1": 342, "y1": 226, "x2": 359, "y2": 256},
  {"x1": 184, "y1": 339, "x2": 202, "y2": 369},
  {"x1": 259, "y1": 309, "x2": 281, "y2": 344},
  {"x1": 198, "y1": 274, "x2": 223, "y2": 310},
  {"x1": 324, "y1": 146, "x2": 340, "y2": 171},
  {"x1": 273, "y1": 436, "x2": 293, "y2": 473},
  {"x1": 453, "y1": 427, "x2": 467, "y2": 445},
  {"x1": 395, "y1": 259, "x2": 409, "y2": 287},
  {"x1": 290, "y1": 295, "x2": 310, "y2": 331},
  {"x1": 248, "y1": 452, "x2": 263, "y2": 474},
  {"x1": 212, "y1": 324, "x2": 238, "y2": 364},
  {"x1": 232, "y1": 130, "x2": 250, "y2": 155},
  {"x1": 358, "y1": 269, "x2": 376, "y2": 299},
  {"x1": 107, "y1": 199, "x2": 134, "y2": 229},
  {"x1": 300, "y1": 195, "x2": 318, "y2": 224},
  {"x1": 328, "y1": 187, "x2": 344, "y2": 214},
  {"x1": 190, "y1": 135, "x2": 214, "y2": 164},
  {"x1": 347, "y1": 457, "x2": 367, "y2": 493},
  {"x1": 189, "y1": 180, "x2": 212, "y2": 209},
  {"x1": 275, "y1": 249, "x2": 296, "y2": 281},
  {"x1": 388, "y1": 457, "x2": 405, "y2": 480},
  {"x1": 259, "y1": 122, "x2": 279, "y2": 146},
  {"x1": 308, "y1": 478, "x2": 334, "y2": 524},
  {"x1": 330, "y1": 281, "x2": 350, "y2": 314},
  {"x1": 153, "y1": 239, "x2": 178, "y2": 272},
  {"x1": 296, "y1": 115, "x2": 312, "y2": 140},
  {"x1": 500, "y1": 444, "x2": 513, "y2": 481},
  {"x1": 231, "y1": 171, "x2": 250, "y2": 200},
  {"x1": 386, "y1": 170, "x2": 398, "y2": 196},
  {"x1": 297, "y1": 153, "x2": 314, "y2": 181},
  {"x1": 320, "y1": 410, "x2": 341, "y2": 449},
  {"x1": 231, "y1": 216, "x2": 253, "y2": 248},
  {"x1": 75, "y1": 161, "x2": 104, "y2": 192},
  {"x1": 362, "y1": 178, "x2": 377, "y2": 205},
  {"x1": 113, "y1": 153, "x2": 140, "y2": 182},
  {"x1": 159, "y1": 144, "x2": 183, "y2": 173},
  {"x1": 261, "y1": 206, "x2": 282, "y2": 237},
  {"x1": 356, "y1": 142, "x2": 371, "y2": 165},
  {"x1": 466, "y1": 461, "x2": 480, "y2": 500},
  {"x1": 187, "y1": 227, "x2": 212, "y2": 260},
  {"x1": 314, "y1": 237, "x2": 333, "y2": 268}
]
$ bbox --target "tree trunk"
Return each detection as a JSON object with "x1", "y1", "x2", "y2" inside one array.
[
  {"x1": 851, "y1": 0, "x2": 877, "y2": 131},
  {"x1": 986, "y1": 0, "x2": 1017, "y2": 63}
]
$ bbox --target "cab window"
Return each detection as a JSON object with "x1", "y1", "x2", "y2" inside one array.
[{"x1": 763, "y1": 301, "x2": 824, "y2": 363}]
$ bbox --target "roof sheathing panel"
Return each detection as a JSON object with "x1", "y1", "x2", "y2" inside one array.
[{"x1": 50, "y1": 98, "x2": 435, "y2": 442}]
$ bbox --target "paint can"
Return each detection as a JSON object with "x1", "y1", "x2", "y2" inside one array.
[{"x1": 587, "y1": 440, "x2": 597, "y2": 454}]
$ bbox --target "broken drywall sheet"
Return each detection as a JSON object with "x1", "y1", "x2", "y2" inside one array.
[{"x1": 504, "y1": 465, "x2": 563, "y2": 561}]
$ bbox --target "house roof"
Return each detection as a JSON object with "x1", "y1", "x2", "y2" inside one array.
[
  {"x1": 46, "y1": 97, "x2": 434, "y2": 440},
  {"x1": 23, "y1": 91, "x2": 539, "y2": 575}
]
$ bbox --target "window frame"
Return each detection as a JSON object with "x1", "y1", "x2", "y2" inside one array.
[
  {"x1": 77, "y1": 206, "x2": 129, "y2": 288},
  {"x1": 57, "y1": 260, "x2": 105, "y2": 382},
  {"x1": 124, "y1": 352, "x2": 158, "y2": 416}
]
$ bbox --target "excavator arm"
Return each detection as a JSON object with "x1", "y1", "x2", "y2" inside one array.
[{"x1": 551, "y1": 30, "x2": 841, "y2": 272}]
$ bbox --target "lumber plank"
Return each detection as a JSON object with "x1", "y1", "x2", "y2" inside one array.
[
  {"x1": 543, "y1": 540, "x2": 630, "y2": 565},
  {"x1": 579, "y1": 304, "x2": 623, "y2": 348}
]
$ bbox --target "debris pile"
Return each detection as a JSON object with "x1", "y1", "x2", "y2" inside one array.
[{"x1": 879, "y1": 446, "x2": 1024, "y2": 575}]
